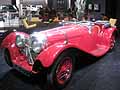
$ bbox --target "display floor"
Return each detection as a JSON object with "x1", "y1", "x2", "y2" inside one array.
[{"x1": 0, "y1": 36, "x2": 120, "y2": 90}]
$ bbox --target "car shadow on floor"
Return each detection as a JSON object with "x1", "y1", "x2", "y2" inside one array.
[
  {"x1": 0, "y1": 56, "x2": 100, "y2": 90},
  {"x1": 0, "y1": 69, "x2": 46, "y2": 90}
]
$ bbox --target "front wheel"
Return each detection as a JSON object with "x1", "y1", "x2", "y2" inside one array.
[
  {"x1": 47, "y1": 51, "x2": 75, "y2": 89},
  {"x1": 2, "y1": 48, "x2": 13, "y2": 67}
]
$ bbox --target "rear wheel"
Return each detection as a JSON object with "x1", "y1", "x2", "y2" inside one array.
[
  {"x1": 110, "y1": 34, "x2": 116, "y2": 50},
  {"x1": 47, "y1": 51, "x2": 75, "y2": 89}
]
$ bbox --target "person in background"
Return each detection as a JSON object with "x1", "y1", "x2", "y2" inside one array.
[
  {"x1": 95, "y1": 13, "x2": 109, "y2": 21},
  {"x1": 81, "y1": 14, "x2": 88, "y2": 21}
]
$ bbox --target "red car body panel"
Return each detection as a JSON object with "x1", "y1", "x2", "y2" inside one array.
[{"x1": 1, "y1": 22, "x2": 116, "y2": 72}]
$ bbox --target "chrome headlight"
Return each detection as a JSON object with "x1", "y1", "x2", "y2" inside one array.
[
  {"x1": 16, "y1": 35, "x2": 25, "y2": 47},
  {"x1": 30, "y1": 32, "x2": 47, "y2": 53}
]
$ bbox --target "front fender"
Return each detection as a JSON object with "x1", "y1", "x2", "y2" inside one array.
[
  {"x1": 1, "y1": 32, "x2": 30, "y2": 62},
  {"x1": 1, "y1": 32, "x2": 29, "y2": 48},
  {"x1": 1, "y1": 32, "x2": 16, "y2": 48},
  {"x1": 36, "y1": 43, "x2": 71, "y2": 67}
]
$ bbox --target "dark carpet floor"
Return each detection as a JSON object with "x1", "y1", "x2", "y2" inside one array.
[{"x1": 1, "y1": 36, "x2": 120, "y2": 90}]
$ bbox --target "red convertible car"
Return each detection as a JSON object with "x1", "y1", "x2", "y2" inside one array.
[{"x1": 0, "y1": 21, "x2": 117, "y2": 89}]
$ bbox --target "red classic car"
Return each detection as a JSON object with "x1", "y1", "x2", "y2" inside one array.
[{"x1": 0, "y1": 21, "x2": 117, "y2": 89}]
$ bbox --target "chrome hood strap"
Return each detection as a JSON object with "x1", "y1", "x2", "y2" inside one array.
[{"x1": 25, "y1": 46, "x2": 34, "y2": 65}]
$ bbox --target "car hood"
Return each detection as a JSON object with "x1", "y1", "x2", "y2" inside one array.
[{"x1": 31, "y1": 24, "x2": 88, "y2": 45}]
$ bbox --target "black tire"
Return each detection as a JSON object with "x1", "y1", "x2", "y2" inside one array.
[
  {"x1": 47, "y1": 51, "x2": 75, "y2": 90},
  {"x1": 2, "y1": 48, "x2": 13, "y2": 67}
]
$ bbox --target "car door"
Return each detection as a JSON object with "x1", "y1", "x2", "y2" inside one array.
[
  {"x1": 67, "y1": 24, "x2": 98, "y2": 53},
  {"x1": 91, "y1": 24, "x2": 104, "y2": 45}
]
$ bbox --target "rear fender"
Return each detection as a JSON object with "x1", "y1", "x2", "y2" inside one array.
[
  {"x1": 103, "y1": 27, "x2": 117, "y2": 45},
  {"x1": 104, "y1": 27, "x2": 116, "y2": 38}
]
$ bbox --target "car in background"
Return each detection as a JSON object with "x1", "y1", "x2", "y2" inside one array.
[
  {"x1": 0, "y1": 5, "x2": 18, "y2": 19},
  {"x1": 0, "y1": 5, "x2": 19, "y2": 28},
  {"x1": 0, "y1": 5, "x2": 18, "y2": 13},
  {"x1": 0, "y1": 21, "x2": 117, "y2": 89}
]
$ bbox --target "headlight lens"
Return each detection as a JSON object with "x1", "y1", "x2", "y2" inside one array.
[
  {"x1": 31, "y1": 32, "x2": 47, "y2": 53},
  {"x1": 16, "y1": 35, "x2": 25, "y2": 47}
]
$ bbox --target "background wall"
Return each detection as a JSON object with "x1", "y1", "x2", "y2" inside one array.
[
  {"x1": 87, "y1": 0, "x2": 106, "y2": 20},
  {"x1": 106, "y1": 0, "x2": 117, "y2": 18},
  {"x1": 22, "y1": 0, "x2": 47, "y2": 6},
  {"x1": 116, "y1": 0, "x2": 120, "y2": 19},
  {"x1": 0, "y1": 0, "x2": 11, "y2": 5},
  {"x1": 48, "y1": 0, "x2": 69, "y2": 11},
  {"x1": 92, "y1": 0, "x2": 106, "y2": 15},
  {"x1": 115, "y1": 0, "x2": 120, "y2": 28}
]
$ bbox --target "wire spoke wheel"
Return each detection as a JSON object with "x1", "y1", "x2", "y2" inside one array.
[
  {"x1": 46, "y1": 51, "x2": 75, "y2": 89},
  {"x1": 56, "y1": 57, "x2": 73, "y2": 85}
]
